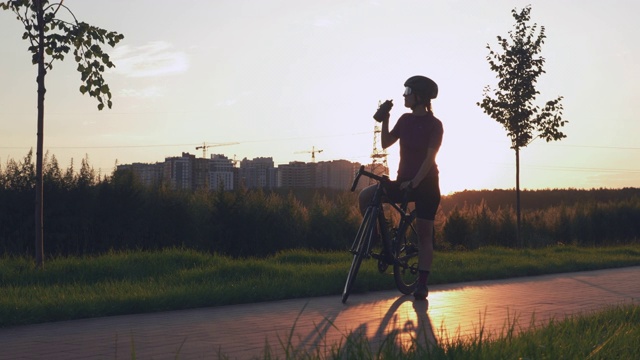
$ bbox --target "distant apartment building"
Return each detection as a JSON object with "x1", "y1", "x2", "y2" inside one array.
[
  {"x1": 315, "y1": 159, "x2": 361, "y2": 190},
  {"x1": 193, "y1": 158, "x2": 210, "y2": 190},
  {"x1": 238, "y1": 157, "x2": 277, "y2": 189},
  {"x1": 164, "y1": 152, "x2": 195, "y2": 190},
  {"x1": 116, "y1": 162, "x2": 164, "y2": 187},
  {"x1": 209, "y1": 154, "x2": 234, "y2": 190},
  {"x1": 278, "y1": 161, "x2": 314, "y2": 188},
  {"x1": 277, "y1": 160, "x2": 361, "y2": 190}
]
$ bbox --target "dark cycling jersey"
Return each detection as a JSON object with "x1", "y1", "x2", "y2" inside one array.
[{"x1": 390, "y1": 112, "x2": 443, "y2": 182}]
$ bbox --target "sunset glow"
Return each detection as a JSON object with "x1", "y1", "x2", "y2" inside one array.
[{"x1": 1, "y1": 0, "x2": 639, "y2": 193}]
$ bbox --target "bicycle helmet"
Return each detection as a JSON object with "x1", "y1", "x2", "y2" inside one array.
[{"x1": 404, "y1": 75, "x2": 438, "y2": 100}]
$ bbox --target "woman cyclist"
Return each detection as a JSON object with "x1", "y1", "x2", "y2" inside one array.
[{"x1": 359, "y1": 75, "x2": 443, "y2": 300}]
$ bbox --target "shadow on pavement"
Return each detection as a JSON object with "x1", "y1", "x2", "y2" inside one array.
[
  {"x1": 372, "y1": 295, "x2": 437, "y2": 351},
  {"x1": 290, "y1": 294, "x2": 438, "y2": 355}
]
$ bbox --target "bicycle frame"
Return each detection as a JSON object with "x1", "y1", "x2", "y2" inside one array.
[
  {"x1": 342, "y1": 166, "x2": 419, "y2": 303},
  {"x1": 348, "y1": 179, "x2": 386, "y2": 258}
]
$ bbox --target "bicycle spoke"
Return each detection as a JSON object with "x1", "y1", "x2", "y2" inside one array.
[{"x1": 393, "y1": 210, "x2": 419, "y2": 295}]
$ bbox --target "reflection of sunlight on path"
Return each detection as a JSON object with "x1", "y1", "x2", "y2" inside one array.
[
  {"x1": 299, "y1": 288, "x2": 519, "y2": 354},
  {"x1": 427, "y1": 288, "x2": 494, "y2": 344},
  {"x1": 371, "y1": 296, "x2": 437, "y2": 352},
  {"x1": 358, "y1": 289, "x2": 507, "y2": 350},
  {"x1": 426, "y1": 284, "x2": 537, "y2": 345},
  {"x1": 267, "y1": 268, "x2": 639, "y2": 358},
  {"x1": 320, "y1": 295, "x2": 438, "y2": 353}
]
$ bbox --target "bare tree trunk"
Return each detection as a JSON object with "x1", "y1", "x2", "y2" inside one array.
[
  {"x1": 35, "y1": 0, "x2": 45, "y2": 270},
  {"x1": 515, "y1": 147, "x2": 522, "y2": 247}
]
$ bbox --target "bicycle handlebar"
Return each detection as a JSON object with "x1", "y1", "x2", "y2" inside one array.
[
  {"x1": 350, "y1": 165, "x2": 413, "y2": 212},
  {"x1": 350, "y1": 165, "x2": 389, "y2": 192}
]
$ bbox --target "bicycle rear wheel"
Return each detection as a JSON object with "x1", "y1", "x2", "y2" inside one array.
[
  {"x1": 342, "y1": 207, "x2": 377, "y2": 304},
  {"x1": 393, "y1": 210, "x2": 419, "y2": 295}
]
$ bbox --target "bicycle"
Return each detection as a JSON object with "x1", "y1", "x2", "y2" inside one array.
[{"x1": 342, "y1": 165, "x2": 420, "y2": 304}]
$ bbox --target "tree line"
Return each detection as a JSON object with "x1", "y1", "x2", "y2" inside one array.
[
  {"x1": 1, "y1": 151, "x2": 639, "y2": 259},
  {"x1": 0, "y1": 151, "x2": 360, "y2": 257}
]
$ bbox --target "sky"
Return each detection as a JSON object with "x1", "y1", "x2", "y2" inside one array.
[{"x1": 1, "y1": 0, "x2": 639, "y2": 195}]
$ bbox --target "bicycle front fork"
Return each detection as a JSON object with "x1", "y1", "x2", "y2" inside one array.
[{"x1": 350, "y1": 206, "x2": 377, "y2": 255}]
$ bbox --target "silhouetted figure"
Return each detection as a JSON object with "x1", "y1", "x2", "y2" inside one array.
[{"x1": 359, "y1": 75, "x2": 443, "y2": 300}]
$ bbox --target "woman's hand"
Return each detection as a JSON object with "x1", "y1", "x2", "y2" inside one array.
[
  {"x1": 399, "y1": 180, "x2": 413, "y2": 191},
  {"x1": 375, "y1": 112, "x2": 390, "y2": 122}
]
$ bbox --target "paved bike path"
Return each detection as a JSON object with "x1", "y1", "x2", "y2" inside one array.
[{"x1": 1, "y1": 266, "x2": 638, "y2": 359}]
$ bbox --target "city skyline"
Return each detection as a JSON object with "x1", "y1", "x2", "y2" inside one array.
[
  {"x1": 2, "y1": 0, "x2": 639, "y2": 195},
  {"x1": 118, "y1": 151, "x2": 368, "y2": 192}
]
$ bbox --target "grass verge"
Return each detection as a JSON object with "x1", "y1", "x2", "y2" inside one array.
[
  {"x1": 234, "y1": 304, "x2": 639, "y2": 359},
  {"x1": 1, "y1": 244, "x2": 639, "y2": 327}
]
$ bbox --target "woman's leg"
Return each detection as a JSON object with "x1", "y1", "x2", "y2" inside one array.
[
  {"x1": 358, "y1": 184, "x2": 377, "y2": 216},
  {"x1": 413, "y1": 218, "x2": 434, "y2": 299},
  {"x1": 417, "y1": 218, "x2": 434, "y2": 272},
  {"x1": 413, "y1": 177, "x2": 439, "y2": 299}
]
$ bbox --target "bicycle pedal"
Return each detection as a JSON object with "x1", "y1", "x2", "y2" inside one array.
[{"x1": 377, "y1": 260, "x2": 389, "y2": 273}]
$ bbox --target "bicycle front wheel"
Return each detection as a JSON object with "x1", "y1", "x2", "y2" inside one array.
[
  {"x1": 342, "y1": 207, "x2": 377, "y2": 304},
  {"x1": 393, "y1": 210, "x2": 419, "y2": 295}
]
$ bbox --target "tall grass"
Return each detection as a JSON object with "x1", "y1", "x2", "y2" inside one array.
[
  {"x1": 437, "y1": 197, "x2": 640, "y2": 250},
  {"x1": 2, "y1": 245, "x2": 639, "y2": 327}
]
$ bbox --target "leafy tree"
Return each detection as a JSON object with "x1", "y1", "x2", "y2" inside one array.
[
  {"x1": 477, "y1": 5, "x2": 567, "y2": 246},
  {"x1": 1, "y1": 0, "x2": 124, "y2": 268}
]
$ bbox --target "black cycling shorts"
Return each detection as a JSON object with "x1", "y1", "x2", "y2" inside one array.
[{"x1": 384, "y1": 176, "x2": 441, "y2": 220}]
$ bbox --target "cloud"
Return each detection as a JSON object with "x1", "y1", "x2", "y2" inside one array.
[
  {"x1": 119, "y1": 86, "x2": 165, "y2": 98},
  {"x1": 110, "y1": 41, "x2": 189, "y2": 78}
]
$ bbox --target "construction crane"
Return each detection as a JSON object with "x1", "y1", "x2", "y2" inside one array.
[
  {"x1": 295, "y1": 146, "x2": 324, "y2": 162},
  {"x1": 195, "y1": 142, "x2": 239, "y2": 158}
]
